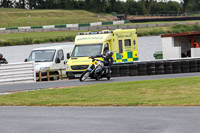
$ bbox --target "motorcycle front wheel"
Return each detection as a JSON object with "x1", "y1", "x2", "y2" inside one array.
[{"x1": 79, "y1": 70, "x2": 90, "y2": 82}]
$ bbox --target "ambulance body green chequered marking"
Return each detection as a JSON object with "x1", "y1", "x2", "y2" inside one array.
[{"x1": 113, "y1": 51, "x2": 138, "y2": 63}]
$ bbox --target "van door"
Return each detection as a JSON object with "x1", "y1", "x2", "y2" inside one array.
[{"x1": 54, "y1": 49, "x2": 66, "y2": 74}]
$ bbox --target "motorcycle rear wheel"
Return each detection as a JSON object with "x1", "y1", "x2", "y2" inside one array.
[{"x1": 79, "y1": 70, "x2": 90, "y2": 82}]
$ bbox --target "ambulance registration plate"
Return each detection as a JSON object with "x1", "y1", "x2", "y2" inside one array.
[{"x1": 75, "y1": 74, "x2": 81, "y2": 77}]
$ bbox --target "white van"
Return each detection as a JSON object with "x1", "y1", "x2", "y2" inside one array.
[{"x1": 25, "y1": 45, "x2": 69, "y2": 79}]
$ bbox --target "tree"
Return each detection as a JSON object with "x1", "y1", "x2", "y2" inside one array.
[
  {"x1": 85, "y1": 0, "x2": 91, "y2": 10},
  {"x1": 182, "y1": 0, "x2": 190, "y2": 15},
  {"x1": 109, "y1": 0, "x2": 116, "y2": 12},
  {"x1": 91, "y1": 0, "x2": 106, "y2": 13},
  {"x1": 1, "y1": 0, "x2": 13, "y2": 8},
  {"x1": 140, "y1": 0, "x2": 153, "y2": 15},
  {"x1": 60, "y1": 0, "x2": 66, "y2": 9},
  {"x1": 145, "y1": 0, "x2": 153, "y2": 15},
  {"x1": 66, "y1": 0, "x2": 74, "y2": 9}
]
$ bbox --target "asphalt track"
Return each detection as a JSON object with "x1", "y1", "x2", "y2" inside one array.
[
  {"x1": 1, "y1": 106, "x2": 200, "y2": 133},
  {"x1": 0, "y1": 72, "x2": 200, "y2": 93}
]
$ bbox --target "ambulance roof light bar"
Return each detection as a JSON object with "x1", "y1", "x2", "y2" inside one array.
[{"x1": 77, "y1": 30, "x2": 113, "y2": 35}]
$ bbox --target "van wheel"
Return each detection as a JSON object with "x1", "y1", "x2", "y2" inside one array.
[{"x1": 51, "y1": 72, "x2": 59, "y2": 80}]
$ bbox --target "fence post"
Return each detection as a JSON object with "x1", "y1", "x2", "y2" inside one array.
[
  {"x1": 39, "y1": 71, "x2": 42, "y2": 82},
  {"x1": 47, "y1": 70, "x2": 50, "y2": 81},
  {"x1": 60, "y1": 68, "x2": 63, "y2": 80}
]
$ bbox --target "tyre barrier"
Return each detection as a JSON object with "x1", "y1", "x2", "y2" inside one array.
[
  {"x1": 147, "y1": 62, "x2": 155, "y2": 75},
  {"x1": 111, "y1": 58, "x2": 200, "y2": 77},
  {"x1": 164, "y1": 61, "x2": 173, "y2": 74},
  {"x1": 137, "y1": 62, "x2": 147, "y2": 76}
]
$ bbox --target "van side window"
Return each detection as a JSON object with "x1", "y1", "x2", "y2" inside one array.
[
  {"x1": 125, "y1": 39, "x2": 131, "y2": 46},
  {"x1": 119, "y1": 40, "x2": 123, "y2": 53},
  {"x1": 103, "y1": 43, "x2": 109, "y2": 54},
  {"x1": 56, "y1": 50, "x2": 64, "y2": 60}
]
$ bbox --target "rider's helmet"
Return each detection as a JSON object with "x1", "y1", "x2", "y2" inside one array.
[{"x1": 106, "y1": 51, "x2": 113, "y2": 58}]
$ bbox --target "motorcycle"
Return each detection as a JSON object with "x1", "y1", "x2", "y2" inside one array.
[{"x1": 79, "y1": 56, "x2": 111, "y2": 82}]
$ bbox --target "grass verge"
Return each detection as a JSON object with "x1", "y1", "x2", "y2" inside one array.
[
  {"x1": 1, "y1": 77, "x2": 200, "y2": 106},
  {"x1": 0, "y1": 31, "x2": 78, "y2": 46},
  {"x1": 0, "y1": 8, "x2": 113, "y2": 28}
]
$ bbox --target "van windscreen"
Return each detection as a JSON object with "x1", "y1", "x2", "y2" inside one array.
[
  {"x1": 71, "y1": 44, "x2": 102, "y2": 57},
  {"x1": 28, "y1": 50, "x2": 56, "y2": 62}
]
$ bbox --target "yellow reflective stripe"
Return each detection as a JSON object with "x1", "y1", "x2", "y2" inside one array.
[
  {"x1": 123, "y1": 52, "x2": 127, "y2": 59},
  {"x1": 133, "y1": 51, "x2": 138, "y2": 58},
  {"x1": 128, "y1": 58, "x2": 133, "y2": 62}
]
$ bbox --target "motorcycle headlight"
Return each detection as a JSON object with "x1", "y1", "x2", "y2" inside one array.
[
  {"x1": 66, "y1": 64, "x2": 70, "y2": 70},
  {"x1": 40, "y1": 67, "x2": 50, "y2": 71}
]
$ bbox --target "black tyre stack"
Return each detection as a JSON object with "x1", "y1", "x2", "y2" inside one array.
[
  {"x1": 111, "y1": 65, "x2": 120, "y2": 77},
  {"x1": 181, "y1": 60, "x2": 190, "y2": 73},
  {"x1": 164, "y1": 61, "x2": 173, "y2": 74},
  {"x1": 172, "y1": 61, "x2": 181, "y2": 73},
  {"x1": 137, "y1": 62, "x2": 147, "y2": 76},
  {"x1": 146, "y1": 61, "x2": 155, "y2": 75},
  {"x1": 129, "y1": 64, "x2": 138, "y2": 76},
  {"x1": 120, "y1": 65, "x2": 129, "y2": 76},
  {"x1": 189, "y1": 60, "x2": 198, "y2": 72},
  {"x1": 197, "y1": 59, "x2": 200, "y2": 72},
  {"x1": 155, "y1": 61, "x2": 164, "y2": 74}
]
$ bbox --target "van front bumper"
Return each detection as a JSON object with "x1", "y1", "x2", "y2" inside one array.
[{"x1": 66, "y1": 71, "x2": 85, "y2": 79}]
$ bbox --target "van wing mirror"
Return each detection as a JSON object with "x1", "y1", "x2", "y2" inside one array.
[
  {"x1": 67, "y1": 53, "x2": 70, "y2": 59},
  {"x1": 55, "y1": 58, "x2": 61, "y2": 64},
  {"x1": 24, "y1": 58, "x2": 28, "y2": 62}
]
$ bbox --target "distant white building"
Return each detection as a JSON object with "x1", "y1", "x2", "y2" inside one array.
[{"x1": 161, "y1": 31, "x2": 200, "y2": 59}]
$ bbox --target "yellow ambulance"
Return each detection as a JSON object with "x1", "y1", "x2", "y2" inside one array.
[{"x1": 66, "y1": 29, "x2": 138, "y2": 78}]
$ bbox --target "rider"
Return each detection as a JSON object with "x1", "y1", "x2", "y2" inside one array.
[
  {"x1": 0, "y1": 53, "x2": 8, "y2": 64},
  {"x1": 102, "y1": 51, "x2": 113, "y2": 78}
]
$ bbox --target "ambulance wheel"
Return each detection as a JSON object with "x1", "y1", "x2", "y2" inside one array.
[{"x1": 79, "y1": 70, "x2": 90, "y2": 82}]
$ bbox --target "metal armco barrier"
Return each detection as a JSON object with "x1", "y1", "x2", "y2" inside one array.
[
  {"x1": 111, "y1": 58, "x2": 200, "y2": 77},
  {"x1": 0, "y1": 62, "x2": 36, "y2": 84}
]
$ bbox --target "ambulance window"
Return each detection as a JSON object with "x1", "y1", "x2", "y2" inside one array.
[
  {"x1": 56, "y1": 50, "x2": 64, "y2": 60},
  {"x1": 125, "y1": 39, "x2": 131, "y2": 46},
  {"x1": 119, "y1": 40, "x2": 123, "y2": 53},
  {"x1": 104, "y1": 43, "x2": 109, "y2": 54}
]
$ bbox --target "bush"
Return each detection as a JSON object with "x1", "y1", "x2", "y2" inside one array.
[
  {"x1": 172, "y1": 24, "x2": 200, "y2": 33},
  {"x1": 23, "y1": 38, "x2": 33, "y2": 44}
]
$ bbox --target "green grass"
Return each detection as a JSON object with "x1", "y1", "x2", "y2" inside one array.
[
  {"x1": 0, "y1": 31, "x2": 79, "y2": 46},
  {"x1": 1, "y1": 77, "x2": 200, "y2": 106},
  {"x1": 0, "y1": 8, "x2": 113, "y2": 28}
]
